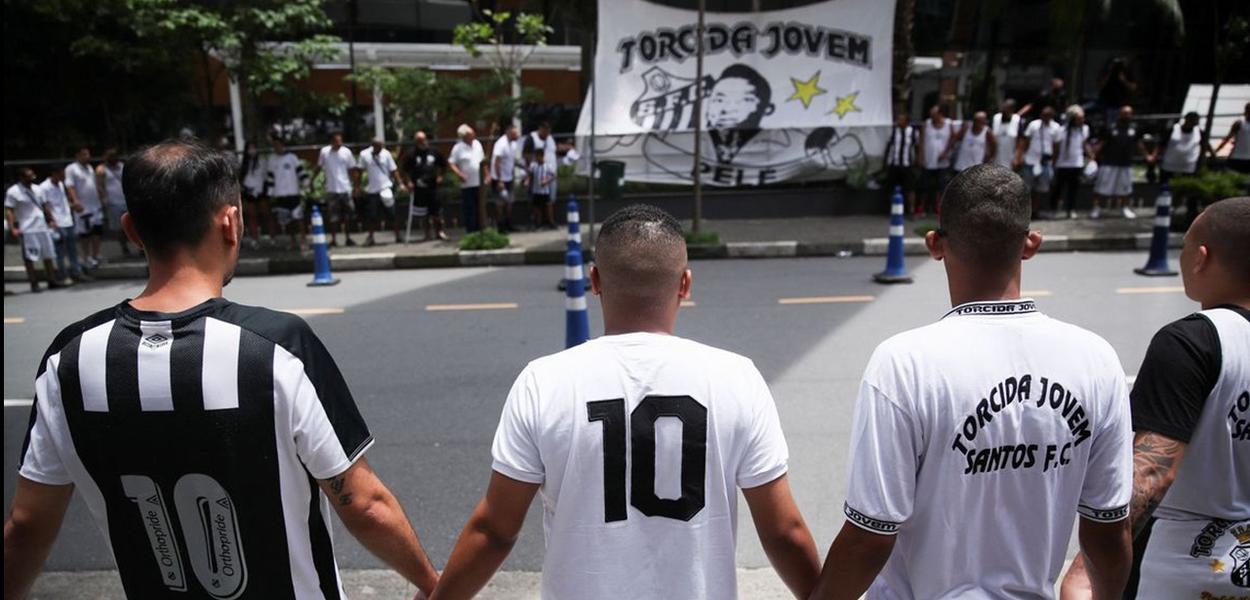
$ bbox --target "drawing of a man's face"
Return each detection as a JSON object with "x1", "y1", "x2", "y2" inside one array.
[{"x1": 705, "y1": 65, "x2": 774, "y2": 131}]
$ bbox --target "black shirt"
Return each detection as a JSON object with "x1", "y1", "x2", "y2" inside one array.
[
  {"x1": 1131, "y1": 305, "x2": 1250, "y2": 442},
  {"x1": 401, "y1": 147, "x2": 446, "y2": 189},
  {"x1": 1097, "y1": 123, "x2": 1138, "y2": 167}
]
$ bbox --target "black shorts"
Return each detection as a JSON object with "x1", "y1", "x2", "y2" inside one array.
[
  {"x1": 363, "y1": 193, "x2": 395, "y2": 222},
  {"x1": 271, "y1": 195, "x2": 301, "y2": 211},
  {"x1": 531, "y1": 193, "x2": 551, "y2": 207},
  {"x1": 885, "y1": 166, "x2": 917, "y2": 193},
  {"x1": 411, "y1": 188, "x2": 440, "y2": 217},
  {"x1": 919, "y1": 168, "x2": 951, "y2": 193},
  {"x1": 242, "y1": 190, "x2": 264, "y2": 205}
]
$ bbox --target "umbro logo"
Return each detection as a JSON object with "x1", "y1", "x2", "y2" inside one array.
[{"x1": 142, "y1": 333, "x2": 171, "y2": 349}]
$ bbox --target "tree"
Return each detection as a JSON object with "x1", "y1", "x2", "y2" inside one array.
[
  {"x1": 127, "y1": 0, "x2": 346, "y2": 143},
  {"x1": 1050, "y1": 0, "x2": 1183, "y2": 100},
  {"x1": 453, "y1": 8, "x2": 554, "y2": 127}
]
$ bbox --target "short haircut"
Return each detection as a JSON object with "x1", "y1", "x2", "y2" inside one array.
[
  {"x1": 1197, "y1": 197, "x2": 1250, "y2": 281},
  {"x1": 594, "y1": 204, "x2": 687, "y2": 305},
  {"x1": 122, "y1": 138, "x2": 240, "y2": 256},
  {"x1": 719, "y1": 63, "x2": 772, "y2": 105},
  {"x1": 939, "y1": 164, "x2": 1031, "y2": 270},
  {"x1": 1184, "y1": 111, "x2": 1200, "y2": 121}
]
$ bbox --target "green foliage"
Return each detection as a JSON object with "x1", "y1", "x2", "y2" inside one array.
[
  {"x1": 1168, "y1": 170, "x2": 1250, "y2": 203},
  {"x1": 684, "y1": 231, "x2": 721, "y2": 246},
  {"x1": 452, "y1": 9, "x2": 553, "y2": 124},
  {"x1": 458, "y1": 228, "x2": 511, "y2": 251}
]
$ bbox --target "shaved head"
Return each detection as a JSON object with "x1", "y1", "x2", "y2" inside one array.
[
  {"x1": 594, "y1": 204, "x2": 687, "y2": 310},
  {"x1": 939, "y1": 164, "x2": 1032, "y2": 271},
  {"x1": 1192, "y1": 197, "x2": 1250, "y2": 282}
]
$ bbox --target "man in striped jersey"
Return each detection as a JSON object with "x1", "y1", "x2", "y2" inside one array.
[{"x1": 3, "y1": 139, "x2": 439, "y2": 599}]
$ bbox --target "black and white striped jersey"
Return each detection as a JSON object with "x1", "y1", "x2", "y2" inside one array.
[{"x1": 19, "y1": 298, "x2": 372, "y2": 599}]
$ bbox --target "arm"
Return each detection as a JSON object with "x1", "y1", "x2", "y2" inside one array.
[
  {"x1": 319, "y1": 458, "x2": 438, "y2": 596},
  {"x1": 429, "y1": 472, "x2": 540, "y2": 600},
  {"x1": 1214, "y1": 121, "x2": 1240, "y2": 154},
  {"x1": 1013, "y1": 135, "x2": 1027, "y2": 169},
  {"x1": 985, "y1": 130, "x2": 998, "y2": 164},
  {"x1": 809, "y1": 521, "x2": 896, "y2": 600},
  {"x1": 917, "y1": 127, "x2": 927, "y2": 168},
  {"x1": 3, "y1": 478, "x2": 74, "y2": 599},
  {"x1": 94, "y1": 166, "x2": 107, "y2": 203},
  {"x1": 1062, "y1": 518, "x2": 1132, "y2": 600},
  {"x1": 5, "y1": 207, "x2": 17, "y2": 237},
  {"x1": 742, "y1": 475, "x2": 821, "y2": 599}
]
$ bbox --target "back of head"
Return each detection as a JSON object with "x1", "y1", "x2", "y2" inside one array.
[
  {"x1": 594, "y1": 204, "x2": 687, "y2": 308},
  {"x1": 939, "y1": 164, "x2": 1031, "y2": 271},
  {"x1": 1196, "y1": 197, "x2": 1250, "y2": 283},
  {"x1": 122, "y1": 138, "x2": 239, "y2": 257}
]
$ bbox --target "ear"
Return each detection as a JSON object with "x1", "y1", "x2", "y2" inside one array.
[
  {"x1": 678, "y1": 268, "x2": 693, "y2": 300},
  {"x1": 120, "y1": 213, "x2": 144, "y2": 249},
  {"x1": 1194, "y1": 243, "x2": 1210, "y2": 274},
  {"x1": 763, "y1": 103, "x2": 776, "y2": 117},
  {"x1": 221, "y1": 203, "x2": 242, "y2": 248},
  {"x1": 589, "y1": 264, "x2": 603, "y2": 297},
  {"x1": 924, "y1": 230, "x2": 944, "y2": 261},
  {"x1": 1021, "y1": 230, "x2": 1043, "y2": 260}
]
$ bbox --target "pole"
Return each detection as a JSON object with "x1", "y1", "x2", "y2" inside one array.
[
  {"x1": 228, "y1": 76, "x2": 245, "y2": 153},
  {"x1": 1201, "y1": 1, "x2": 1221, "y2": 170},
  {"x1": 692, "y1": 0, "x2": 705, "y2": 233},
  {"x1": 347, "y1": 0, "x2": 359, "y2": 141},
  {"x1": 588, "y1": 31, "x2": 598, "y2": 248},
  {"x1": 372, "y1": 82, "x2": 385, "y2": 142}
]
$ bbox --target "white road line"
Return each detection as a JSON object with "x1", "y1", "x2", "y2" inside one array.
[
  {"x1": 777, "y1": 295, "x2": 875, "y2": 305},
  {"x1": 680, "y1": 300, "x2": 696, "y2": 308},
  {"x1": 4, "y1": 317, "x2": 26, "y2": 324},
  {"x1": 1021, "y1": 290, "x2": 1053, "y2": 297},
  {"x1": 5, "y1": 399, "x2": 34, "y2": 408},
  {"x1": 426, "y1": 302, "x2": 519, "y2": 312},
  {"x1": 279, "y1": 308, "x2": 346, "y2": 316},
  {"x1": 1116, "y1": 286, "x2": 1185, "y2": 294}
]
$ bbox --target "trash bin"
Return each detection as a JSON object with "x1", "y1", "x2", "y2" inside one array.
[{"x1": 596, "y1": 160, "x2": 625, "y2": 201}]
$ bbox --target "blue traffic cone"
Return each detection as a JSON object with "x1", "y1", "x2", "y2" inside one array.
[
  {"x1": 1134, "y1": 184, "x2": 1177, "y2": 277},
  {"x1": 565, "y1": 246, "x2": 591, "y2": 348},
  {"x1": 558, "y1": 196, "x2": 590, "y2": 292},
  {"x1": 308, "y1": 206, "x2": 340, "y2": 287},
  {"x1": 873, "y1": 186, "x2": 913, "y2": 284}
]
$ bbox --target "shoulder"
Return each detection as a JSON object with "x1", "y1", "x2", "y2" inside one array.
[
  {"x1": 41, "y1": 306, "x2": 120, "y2": 371},
  {"x1": 1150, "y1": 312, "x2": 1217, "y2": 351},
  {"x1": 211, "y1": 302, "x2": 322, "y2": 360}
]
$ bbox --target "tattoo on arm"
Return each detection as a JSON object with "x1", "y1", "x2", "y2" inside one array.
[
  {"x1": 1129, "y1": 431, "x2": 1186, "y2": 537},
  {"x1": 326, "y1": 475, "x2": 353, "y2": 507}
]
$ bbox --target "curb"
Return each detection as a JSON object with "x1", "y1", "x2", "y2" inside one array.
[{"x1": 2, "y1": 233, "x2": 1184, "y2": 283}]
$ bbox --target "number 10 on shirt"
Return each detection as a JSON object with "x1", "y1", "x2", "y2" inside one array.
[{"x1": 587, "y1": 395, "x2": 708, "y2": 523}]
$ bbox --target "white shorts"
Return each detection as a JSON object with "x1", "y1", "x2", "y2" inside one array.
[
  {"x1": 21, "y1": 231, "x2": 56, "y2": 262},
  {"x1": 1094, "y1": 165, "x2": 1133, "y2": 197},
  {"x1": 76, "y1": 210, "x2": 104, "y2": 235},
  {"x1": 105, "y1": 203, "x2": 126, "y2": 230},
  {"x1": 1022, "y1": 163, "x2": 1053, "y2": 193},
  {"x1": 1135, "y1": 518, "x2": 1250, "y2": 599}
]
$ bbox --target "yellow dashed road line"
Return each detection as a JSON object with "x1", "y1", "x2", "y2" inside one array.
[
  {"x1": 1115, "y1": 286, "x2": 1185, "y2": 295},
  {"x1": 426, "y1": 303, "x2": 520, "y2": 312},
  {"x1": 4, "y1": 317, "x2": 26, "y2": 324},
  {"x1": 777, "y1": 295, "x2": 875, "y2": 305},
  {"x1": 280, "y1": 308, "x2": 346, "y2": 316}
]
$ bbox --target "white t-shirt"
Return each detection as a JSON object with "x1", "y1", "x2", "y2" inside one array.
[
  {"x1": 953, "y1": 127, "x2": 989, "y2": 172},
  {"x1": 100, "y1": 162, "x2": 125, "y2": 207},
  {"x1": 992, "y1": 113, "x2": 1022, "y2": 168},
  {"x1": 844, "y1": 299, "x2": 1132, "y2": 600},
  {"x1": 1055, "y1": 124, "x2": 1091, "y2": 168},
  {"x1": 317, "y1": 145, "x2": 356, "y2": 194},
  {"x1": 1162, "y1": 123, "x2": 1202, "y2": 174},
  {"x1": 492, "y1": 332, "x2": 789, "y2": 600},
  {"x1": 65, "y1": 161, "x2": 100, "y2": 214},
  {"x1": 450, "y1": 139, "x2": 485, "y2": 188},
  {"x1": 37, "y1": 179, "x2": 73, "y2": 229},
  {"x1": 356, "y1": 147, "x2": 397, "y2": 194},
  {"x1": 922, "y1": 118, "x2": 959, "y2": 169},
  {"x1": 266, "y1": 153, "x2": 307, "y2": 198},
  {"x1": 527, "y1": 131, "x2": 558, "y2": 167},
  {"x1": 241, "y1": 154, "x2": 267, "y2": 196},
  {"x1": 1023, "y1": 119, "x2": 1063, "y2": 166},
  {"x1": 491, "y1": 136, "x2": 518, "y2": 182},
  {"x1": 5, "y1": 183, "x2": 50, "y2": 234}
]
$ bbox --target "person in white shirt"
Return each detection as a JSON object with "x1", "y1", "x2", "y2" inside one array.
[
  {"x1": 1160, "y1": 112, "x2": 1215, "y2": 229},
  {"x1": 1062, "y1": 197, "x2": 1250, "y2": 600},
  {"x1": 1015, "y1": 106, "x2": 1063, "y2": 218},
  {"x1": 449, "y1": 124, "x2": 488, "y2": 233},
  {"x1": 5, "y1": 168, "x2": 69, "y2": 293},
  {"x1": 812, "y1": 164, "x2": 1133, "y2": 600},
  {"x1": 917, "y1": 105, "x2": 960, "y2": 218},
  {"x1": 312, "y1": 132, "x2": 358, "y2": 247},
  {"x1": 36, "y1": 167, "x2": 90, "y2": 282},
  {"x1": 953, "y1": 111, "x2": 998, "y2": 173},
  {"x1": 1050, "y1": 105, "x2": 1093, "y2": 220},
  {"x1": 1213, "y1": 101, "x2": 1250, "y2": 174},
  {"x1": 64, "y1": 147, "x2": 103, "y2": 268},
  {"x1": 490, "y1": 125, "x2": 520, "y2": 232},
  {"x1": 524, "y1": 121, "x2": 559, "y2": 201},
  {"x1": 992, "y1": 99, "x2": 1023, "y2": 169},
  {"x1": 356, "y1": 138, "x2": 402, "y2": 246},
  {"x1": 431, "y1": 204, "x2": 822, "y2": 600},
  {"x1": 95, "y1": 146, "x2": 133, "y2": 257},
  {"x1": 264, "y1": 138, "x2": 311, "y2": 251},
  {"x1": 239, "y1": 141, "x2": 276, "y2": 246}
]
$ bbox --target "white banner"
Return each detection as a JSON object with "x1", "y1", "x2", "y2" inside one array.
[{"x1": 576, "y1": 0, "x2": 894, "y2": 186}]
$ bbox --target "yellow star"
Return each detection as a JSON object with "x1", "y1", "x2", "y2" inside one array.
[
  {"x1": 787, "y1": 71, "x2": 827, "y2": 110},
  {"x1": 830, "y1": 91, "x2": 862, "y2": 119},
  {"x1": 1210, "y1": 558, "x2": 1226, "y2": 573}
]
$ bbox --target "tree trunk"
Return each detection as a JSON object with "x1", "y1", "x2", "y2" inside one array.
[{"x1": 893, "y1": 0, "x2": 916, "y2": 110}]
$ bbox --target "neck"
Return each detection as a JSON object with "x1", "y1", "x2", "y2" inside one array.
[
  {"x1": 129, "y1": 254, "x2": 225, "y2": 313},
  {"x1": 1200, "y1": 291, "x2": 1250, "y2": 312},
  {"x1": 602, "y1": 305, "x2": 677, "y2": 336},
  {"x1": 945, "y1": 261, "x2": 1023, "y2": 308}
]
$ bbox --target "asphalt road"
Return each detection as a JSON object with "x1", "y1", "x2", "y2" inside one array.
[{"x1": 3, "y1": 252, "x2": 1195, "y2": 592}]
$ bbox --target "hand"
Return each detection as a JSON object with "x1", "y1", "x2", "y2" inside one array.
[
  {"x1": 1012, "y1": 158, "x2": 1022, "y2": 170},
  {"x1": 10, "y1": 227, "x2": 20, "y2": 238},
  {"x1": 72, "y1": 202, "x2": 84, "y2": 213},
  {"x1": 412, "y1": 590, "x2": 429, "y2": 600},
  {"x1": 436, "y1": 176, "x2": 444, "y2": 185}
]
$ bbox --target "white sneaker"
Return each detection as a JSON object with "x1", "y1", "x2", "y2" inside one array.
[
  {"x1": 1068, "y1": 210, "x2": 1078, "y2": 220},
  {"x1": 1090, "y1": 207, "x2": 1102, "y2": 219},
  {"x1": 1122, "y1": 207, "x2": 1137, "y2": 219}
]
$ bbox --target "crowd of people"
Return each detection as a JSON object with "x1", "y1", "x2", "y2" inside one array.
[
  {"x1": 4, "y1": 138, "x2": 1248, "y2": 600},
  {"x1": 883, "y1": 86, "x2": 1250, "y2": 222}
]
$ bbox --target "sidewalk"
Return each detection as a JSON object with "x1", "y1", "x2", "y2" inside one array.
[{"x1": 3, "y1": 214, "x2": 1174, "y2": 282}]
